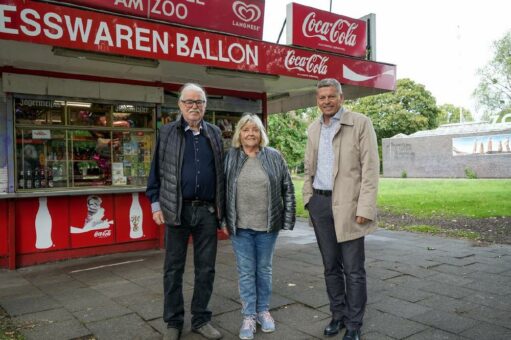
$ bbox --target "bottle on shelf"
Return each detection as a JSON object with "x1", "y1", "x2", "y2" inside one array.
[
  {"x1": 47, "y1": 168, "x2": 54, "y2": 188},
  {"x1": 25, "y1": 169, "x2": 33, "y2": 189},
  {"x1": 33, "y1": 167, "x2": 41, "y2": 189},
  {"x1": 18, "y1": 170, "x2": 25, "y2": 189}
]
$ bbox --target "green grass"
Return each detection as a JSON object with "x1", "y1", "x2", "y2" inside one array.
[
  {"x1": 292, "y1": 178, "x2": 511, "y2": 219},
  {"x1": 378, "y1": 178, "x2": 511, "y2": 218},
  {"x1": 399, "y1": 225, "x2": 480, "y2": 240}
]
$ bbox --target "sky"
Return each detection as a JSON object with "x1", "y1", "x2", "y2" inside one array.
[{"x1": 262, "y1": 0, "x2": 511, "y2": 120}]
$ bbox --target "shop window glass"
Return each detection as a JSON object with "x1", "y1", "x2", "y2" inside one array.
[{"x1": 14, "y1": 96, "x2": 155, "y2": 191}]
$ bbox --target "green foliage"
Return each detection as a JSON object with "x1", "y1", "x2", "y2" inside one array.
[
  {"x1": 378, "y1": 178, "x2": 511, "y2": 218},
  {"x1": 268, "y1": 109, "x2": 316, "y2": 171},
  {"x1": 438, "y1": 104, "x2": 474, "y2": 124},
  {"x1": 402, "y1": 225, "x2": 479, "y2": 240},
  {"x1": 345, "y1": 78, "x2": 440, "y2": 143},
  {"x1": 292, "y1": 176, "x2": 306, "y2": 218},
  {"x1": 401, "y1": 170, "x2": 408, "y2": 178},
  {"x1": 464, "y1": 167, "x2": 478, "y2": 179},
  {"x1": 474, "y1": 31, "x2": 511, "y2": 118}
]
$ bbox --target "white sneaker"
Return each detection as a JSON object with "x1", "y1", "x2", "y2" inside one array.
[
  {"x1": 256, "y1": 311, "x2": 275, "y2": 333},
  {"x1": 239, "y1": 315, "x2": 256, "y2": 339}
]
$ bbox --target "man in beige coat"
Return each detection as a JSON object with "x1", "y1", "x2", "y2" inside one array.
[{"x1": 303, "y1": 78, "x2": 379, "y2": 340}]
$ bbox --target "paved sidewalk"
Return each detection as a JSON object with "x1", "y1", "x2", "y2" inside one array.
[{"x1": 1, "y1": 220, "x2": 510, "y2": 340}]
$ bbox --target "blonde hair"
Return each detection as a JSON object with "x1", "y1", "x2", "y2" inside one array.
[{"x1": 232, "y1": 114, "x2": 269, "y2": 148}]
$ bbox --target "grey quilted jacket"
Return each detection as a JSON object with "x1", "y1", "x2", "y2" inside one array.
[{"x1": 224, "y1": 147, "x2": 295, "y2": 235}]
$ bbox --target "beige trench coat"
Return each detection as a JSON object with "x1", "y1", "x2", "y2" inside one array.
[{"x1": 303, "y1": 110, "x2": 379, "y2": 242}]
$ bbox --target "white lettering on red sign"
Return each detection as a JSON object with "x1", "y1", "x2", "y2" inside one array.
[
  {"x1": 284, "y1": 50, "x2": 328, "y2": 75},
  {"x1": 0, "y1": 5, "x2": 169, "y2": 54},
  {"x1": 176, "y1": 32, "x2": 258, "y2": 65},
  {"x1": 94, "y1": 229, "x2": 112, "y2": 238},
  {"x1": 302, "y1": 12, "x2": 359, "y2": 47}
]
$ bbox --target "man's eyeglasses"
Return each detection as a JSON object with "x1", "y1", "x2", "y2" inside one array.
[{"x1": 180, "y1": 99, "x2": 206, "y2": 108}]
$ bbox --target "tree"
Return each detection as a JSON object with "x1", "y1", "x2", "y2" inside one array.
[
  {"x1": 438, "y1": 103, "x2": 474, "y2": 124},
  {"x1": 474, "y1": 31, "x2": 511, "y2": 117},
  {"x1": 345, "y1": 78, "x2": 440, "y2": 143},
  {"x1": 267, "y1": 109, "x2": 311, "y2": 171}
]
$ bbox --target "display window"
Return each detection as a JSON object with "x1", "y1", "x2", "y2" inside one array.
[{"x1": 14, "y1": 96, "x2": 155, "y2": 191}]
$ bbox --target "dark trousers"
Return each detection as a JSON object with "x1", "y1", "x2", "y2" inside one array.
[
  {"x1": 308, "y1": 193, "x2": 367, "y2": 331},
  {"x1": 163, "y1": 204, "x2": 218, "y2": 330}
]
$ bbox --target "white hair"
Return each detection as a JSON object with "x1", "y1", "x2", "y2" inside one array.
[
  {"x1": 232, "y1": 114, "x2": 269, "y2": 148},
  {"x1": 179, "y1": 83, "x2": 207, "y2": 102}
]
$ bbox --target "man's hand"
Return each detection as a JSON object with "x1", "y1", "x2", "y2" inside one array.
[
  {"x1": 221, "y1": 226, "x2": 229, "y2": 236},
  {"x1": 153, "y1": 211, "x2": 165, "y2": 225},
  {"x1": 356, "y1": 216, "x2": 369, "y2": 224}
]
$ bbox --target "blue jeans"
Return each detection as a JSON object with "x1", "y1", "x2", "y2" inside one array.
[{"x1": 231, "y1": 228, "x2": 279, "y2": 316}]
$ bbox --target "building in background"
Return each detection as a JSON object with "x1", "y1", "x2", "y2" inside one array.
[{"x1": 382, "y1": 122, "x2": 511, "y2": 178}]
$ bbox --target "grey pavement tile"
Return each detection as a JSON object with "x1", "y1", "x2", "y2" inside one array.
[
  {"x1": 431, "y1": 264, "x2": 478, "y2": 276},
  {"x1": 69, "y1": 268, "x2": 126, "y2": 286},
  {"x1": 13, "y1": 308, "x2": 75, "y2": 325},
  {"x1": 405, "y1": 327, "x2": 465, "y2": 339},
  {"x1": 90, "y1": 280, "x2": 147, "y2": 298},
  {"x1": 0, "y1": 271, "x2": 30, "y2": 288},
  {"x1": 37, "y1": 279, "x2": 87, "y2": 295},
  {"x1": 462, "y1": 278, "x2": 511, "y2": 296},
  {"x1": 366, "y1": 266, "x2": 403, "y2": 280},
  {"x1": 270, "y1": 292, "x2": 295, "y2": 310},
  {"x1": 208, "y1": 293, "x2": 241, "y2": 316},
  {"x1": 463, "y1": 305, "x2": 511, "y2": 329},
  {"x1": 416, "y1": 295, "x2": 479, "y2": 315},
  {"x1": 410, "y1": 310, "x2": 477, "y2": 334},
  {"x1": 130, "y1": 276, "x2": 163, "y2": 294},
  {"x1": 19, "y1": 318, "x2": 91, "y2": 340},
  {"x1": 212, "y1": 276, "x2": 241, "y2": 301},
  {"x1": 377, "y1": 261, "x2": 437, "y2": 279},
  {"x1": 461, "y1": 291, "x2": 511, "y2": 311},
  {"x1": 0, "y1": 284, "x2": 39, "y2": 298},
  {"x1": 386, "y1": 286, "x2": 433, "y2": 303},
  {"x1": 361, "y1": 331, "x2": 396, "y2": 340},
  {"x1": 72, "y1": 303, "x2": 131, "y2": 323},
  {"x1": 427, "y1": 272, "x2": 474, "y2": 286},
  {"x1": 112, "y1": 290, "x2": 163, "y2": 307},
  {"x1": 463, "y1": 261, "x2": 511, "y2": 274},
  {"x1": 86, "y1": 313, "x2": 161, "y2": 340},
  {"x1": 278, "y1": 285, "x2": 330, "y2": 308},
  {"x1": 420, "y1": 282, "x2": 477, "y2": 299},
  {"x1": 52, "y1": 287, "x2": 112, "y2": 312},
  {"x1": 384, "y1": 274, "x2": 431, "y2": 289},
  {"x1": 0, "y1": 293, "x2": 61, "y2": 316},
  {"x1": 371, "y1": 296, "x2": 432, "y2": 319},
  {"x1": 270, "y1": 303, "x2": 330, "y2": 335},
  {"x1": 429, "y1": 256, "x2": 478, "y2": 267},
  {"x1": 460, "y1": 321, "x2": 511, "y2": 340},
  {"x1": 363, "y1": 310, "x2": 428, "y2": 339}
]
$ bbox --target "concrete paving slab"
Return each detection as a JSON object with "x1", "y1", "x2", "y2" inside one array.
[{"x1": 1, "y1": 222, "x2": 510, "y2": 339}]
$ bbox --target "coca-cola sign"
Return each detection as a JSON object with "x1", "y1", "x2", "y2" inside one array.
[
  {"x1": 286, "y1": 3, "x2": 367, "y2": 58},
  {"x1": 284, "y1": 50, "x2": 328, "y2": 79},
  {"x1": 52, "y1": 0, "x2": 265, "y2": 40},
  {"x1": 0, "y1": 0, "x2": 396, "y2": 90}
]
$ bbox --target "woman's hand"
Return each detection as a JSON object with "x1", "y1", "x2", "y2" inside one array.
[{"x1": 221, "y1": 226, "x2": 229, "y2": 236}]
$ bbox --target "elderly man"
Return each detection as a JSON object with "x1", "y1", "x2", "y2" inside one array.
[
  {"x1": 303, "y1": 78, "x2": 379, "y2": 340},
  {"x1": 146, "y1": 83, "x2": 224, "y2": 340}
]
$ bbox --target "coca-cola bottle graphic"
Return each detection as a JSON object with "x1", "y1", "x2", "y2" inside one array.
[
  {"x1": 129, "y1": 193, "x2": 143, "y2": 239},
  {"x1": 35, "y1": 197, "x2": 53, "y2": 249}
]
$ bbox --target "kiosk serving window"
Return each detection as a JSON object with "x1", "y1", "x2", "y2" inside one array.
[{"x1": 14, "y1": 96, "x2": 155, "y2": 191}]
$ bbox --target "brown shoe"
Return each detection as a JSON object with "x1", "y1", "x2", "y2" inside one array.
[{"x1": 192, "y1": 323, "x2": 222, "y2": 339}]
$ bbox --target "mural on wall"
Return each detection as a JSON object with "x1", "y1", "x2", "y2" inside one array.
[
  {"x1": 70, "y1": 195, "x2": 113, "y2": 234},
  {"x1": 453, "y1": 134, "x2": 511, "y2": 156},
  {"x1": 129, "y1": 193, "x2": 143, "y2": 239},
  {"x1": 35, "y1": 197, "x2": 53, "y2": 249}
]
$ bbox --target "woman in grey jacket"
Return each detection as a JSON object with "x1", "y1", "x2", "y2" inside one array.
[{"x1": 222, "y1": 114, "x2": 295, "y2": 340}]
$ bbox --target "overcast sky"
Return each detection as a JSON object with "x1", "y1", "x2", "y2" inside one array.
[{"x1": 263, "y1": 0, "x2": 510, "y2": 120}]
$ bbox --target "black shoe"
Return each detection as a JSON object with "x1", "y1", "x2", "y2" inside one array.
[
  {"x1": 324, "y1": 318, "x2": 344, "y2": 336},
  {"x1": 343, "y1": 329, "x2": 361, "y2": 340}
]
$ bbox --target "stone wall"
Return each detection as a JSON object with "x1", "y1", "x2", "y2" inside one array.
[{"x1": 382, "y1": 129, "x2": 511, "y2": 178}]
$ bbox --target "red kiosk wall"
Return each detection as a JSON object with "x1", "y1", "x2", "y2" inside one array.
[
  {"x1": 69, "y1": 194, "x2": 115, "y2": 248},
  {"x1": 0, "y1": 200, "x2": 7, "y2": 256},
  {"x1": 15, "y1": 197, "x2": 70, "y2": 253},
  {"x1": 114, "y1": 193, "x2": 158, "y2": 242}
]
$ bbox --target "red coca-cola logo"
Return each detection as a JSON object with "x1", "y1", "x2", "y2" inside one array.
[
  {"x1": 94, "y1": 229, "x2": 112, "y2": 238},
  {"x1": 284, "y1": 50, "x2": 329, "y2": 75},
  {"x1": 302, "y1": 12, "x2": 359, "y2": 47}
]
